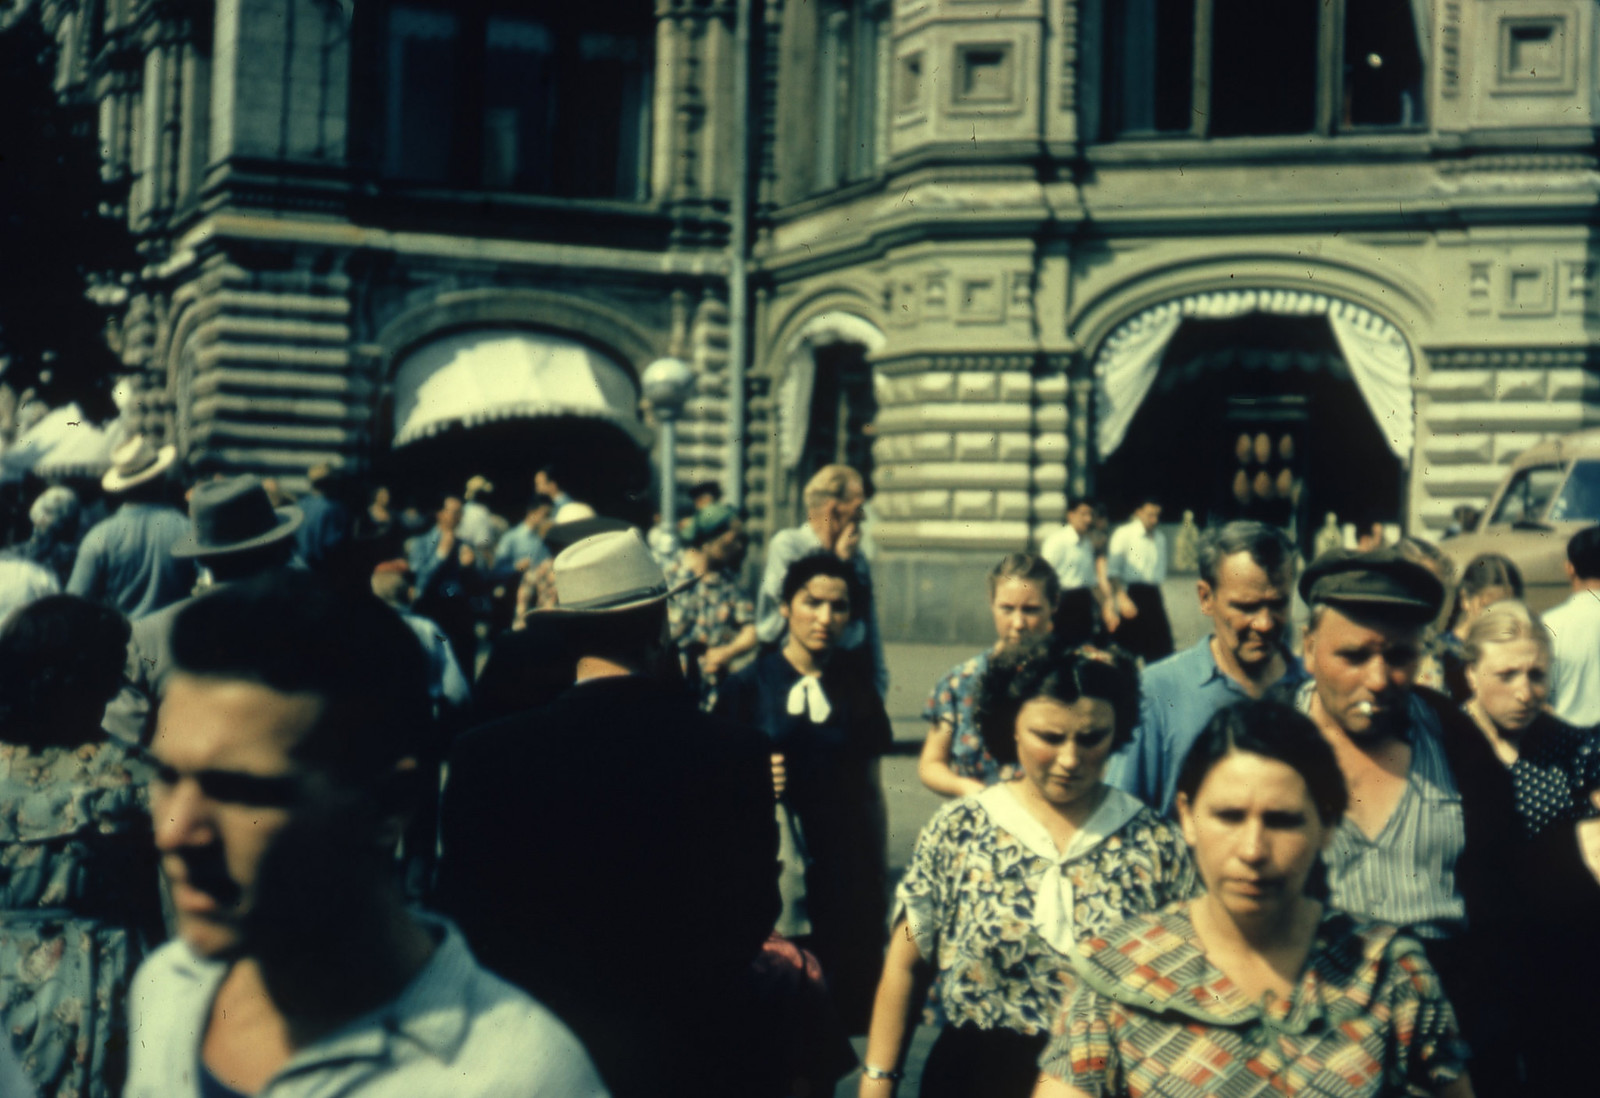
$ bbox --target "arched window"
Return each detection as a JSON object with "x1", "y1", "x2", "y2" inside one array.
[{"x1": 1101, "y1": 0, "x2": 1425, "y2": 139}]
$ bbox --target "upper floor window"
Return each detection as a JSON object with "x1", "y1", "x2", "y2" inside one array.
[
  {"x1": 1103, "y1": 0, "x2": 1424, "y2": 140},
  {"x1": 381, "y1": 1, "x2": 652, "y2": 199},
  {"x1": 813, "y1": 0, "x2": 885, "y2": 192}
]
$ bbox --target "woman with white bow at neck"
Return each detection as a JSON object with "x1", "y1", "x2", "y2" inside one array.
[
  {"x1": 717, "y1": 552, "x2": 893, "y2": 1035},
  {"x1": 858, "y1": 638, "x2": 1198, "y2": 1098}
]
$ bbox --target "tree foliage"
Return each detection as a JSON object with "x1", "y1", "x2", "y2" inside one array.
[{"x1": 0, "y1": 12, "x2": 138, "y2": 419}]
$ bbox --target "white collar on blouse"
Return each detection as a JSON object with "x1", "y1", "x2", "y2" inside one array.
[{"x1": 976, "y1": 781, "x2": 1147, "y2": 954}]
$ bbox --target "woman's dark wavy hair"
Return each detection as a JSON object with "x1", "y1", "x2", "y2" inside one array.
[
  {"x1": 1173, "y1": 700, "x2": 1348, "y2": 826},
  {"x1": 976, "y1": 635, "x2": 1140, "y2": 765},
  {"x1": 0, "y1": 595, "x2": 130, "y2": 747},
  {"x1": 780, "y1": 551, "x2": 862, "y2": 608}
]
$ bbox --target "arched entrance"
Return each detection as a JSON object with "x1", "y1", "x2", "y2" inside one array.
[
  {"x1": 774, "y1": 311, "x2": 885, "y2": 523},
  {"x1": 1093, "y1": 291, "x2": 1410, "y2": 549},
  {"x1": 378, "y1": 328, "x2": 652, "y2": 523}
]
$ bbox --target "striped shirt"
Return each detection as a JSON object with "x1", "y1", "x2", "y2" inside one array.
[{"x1": 1297, "y1": 682, "x2": 1467, "y2": 940}]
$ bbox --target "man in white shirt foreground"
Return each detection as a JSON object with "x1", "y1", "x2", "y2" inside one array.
[
  {"x1": 1542, "y1": 524, "x2": 1600, "y2": 727},
  {"x1": 1105, "y1": 495, "x2": 1173, "y2": 663},
  {"x1": 126, "y1": 570, "x2": 606, "y2": 1098}
]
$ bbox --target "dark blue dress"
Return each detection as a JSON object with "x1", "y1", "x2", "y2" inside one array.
[{"x1": 718, "y1": 649, "x2": 892, "y2": 1031}]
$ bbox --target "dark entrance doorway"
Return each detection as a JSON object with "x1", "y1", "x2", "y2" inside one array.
[
  {"x1": 1095, "y1": 314, "x2": 1403, "y2": 552},
  {"x1": 376, "y1": 415, "x2": 652, "y2": 528},
  {"x1": 792, "y1": 342, "x2": 877, "y2": 522}
]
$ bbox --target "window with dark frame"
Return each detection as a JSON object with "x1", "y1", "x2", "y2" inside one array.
[
  {"x1": 813, "y1": 0, "x2": 884, "y2": 194},
  {"x1": 1103, "y1": 0, "x2": 1425, "y2": 140},
  {"x1": 377, "y1": 0, "x2": 653, "y2": 200}
]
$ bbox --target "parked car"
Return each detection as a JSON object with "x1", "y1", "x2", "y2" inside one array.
[{"x1": 1441, "y1": 429, "x2": 1600, "y2": 611}]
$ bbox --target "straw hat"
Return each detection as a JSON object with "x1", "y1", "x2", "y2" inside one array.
[
  {"x1": 101, "y1": 435, "x2": 178, "y2": 493},
  {"x1": 535, "y1": 529, "x2": 693, "y2": 619}
]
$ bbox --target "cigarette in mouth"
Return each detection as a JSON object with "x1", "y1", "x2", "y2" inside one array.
[{"x1": 1354, "y1": 702, "x2": 1376, "y2": 716}]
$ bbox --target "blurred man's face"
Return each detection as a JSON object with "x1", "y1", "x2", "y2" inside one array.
[
  {"x1": 534, "y1": 471, "x2": 558, "y2": 498},
  {"x1": 438, "y1": 497, "x2": 463, "y2": 528},
  {"x1": 150, "y1": 674, "x2": 326, "y2": 959},
  {"x1": 526, "y1": 504, "x2": 553, "y2": 534},
  {"x1": 1302, "y1": 607, "x2": 1423, "y2": 739},
  {"x1": 1066, "y1": 504, "x2": 1094, "y2": 535},
  {"x1": 1135, "y1": 503, "x2": 1162, "y2": 532},
  {"x1": 1198, "y1": 552, "x2": 1292, "y2": 673}
]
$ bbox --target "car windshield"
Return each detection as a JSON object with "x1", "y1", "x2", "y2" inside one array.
[
  {"x1": 1548, "y1": 460, "x2": 1600, "y2": 523},
  {"x1": 1489, "y1": 464, "x2": 1566, "y2": 525},
  {"x1": 1490, "y1": 460, "x2": 1600, "y2": 525}
]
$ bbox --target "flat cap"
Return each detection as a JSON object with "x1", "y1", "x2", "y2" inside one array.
[{"x1": 1298, "y1": 547, "x2": 1445, "y2": 624}]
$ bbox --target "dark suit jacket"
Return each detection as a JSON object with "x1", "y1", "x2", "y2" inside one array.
[{"x1": 435, "y1": 674, "x2": 780, "y2": 1097}]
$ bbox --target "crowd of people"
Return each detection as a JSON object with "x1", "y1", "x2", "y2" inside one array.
[{"x1": 0, "y1": 435, "x2": 1592, "y2": 1098}]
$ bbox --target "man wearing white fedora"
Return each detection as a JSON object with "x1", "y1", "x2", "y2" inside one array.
[
  {"x1": 437, "y1": 528, "x2": 780, "y2": 1098},
  {"x1": 67, "y1": 435, "x2": 197, "y2": 621}
]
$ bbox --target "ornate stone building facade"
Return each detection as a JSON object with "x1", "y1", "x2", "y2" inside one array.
[{"x1": 33, "y1": 0, "x2": 1600, "y2": 638}]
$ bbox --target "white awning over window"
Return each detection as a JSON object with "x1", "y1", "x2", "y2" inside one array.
[
  {"x1": 777, "y1": 312, "x2": 886, "y2": 470},
  {"x1": 1093, "y1": 290, "x2": 1414, "y2": 462},
  {"x1": 391, "y1": 329, "x2": 645, "y2": 447}
]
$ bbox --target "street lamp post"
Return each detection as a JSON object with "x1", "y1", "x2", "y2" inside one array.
[{"x1": 641, "y1": 357, "x2": 695, "y2": 530}]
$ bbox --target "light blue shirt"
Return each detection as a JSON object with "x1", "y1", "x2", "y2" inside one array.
[
  {"x1": 124, "y1": 916, "x2": 609, "y2": 1098},
  {"x1": 493, "y1": 524, "x2": 552, "y2": 578},
  {"x1": 400, "y1": 608, "x2": 471, "y2": 711},
  {"x1": 755, "y1": 522, "x2": 887, "y2": 696},
  {"x1": 1106, "y1": 637, "x2": 1308, "y2": 816},
  {"x1": 66, "y1": 502, "x2": 197, "y2": 621}
]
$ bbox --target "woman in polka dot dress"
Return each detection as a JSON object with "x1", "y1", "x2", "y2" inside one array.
[{"x1": 1461, "y1": 598, "x2": 1600, "y2": 1094}]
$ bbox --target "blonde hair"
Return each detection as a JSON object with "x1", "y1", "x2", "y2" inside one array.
[
  {"x1": 1463, "y1": 599, "x2": 1551, "y2": 666},
  {"x1": 802, "y1": 464, "x2": 864, "y2": 511}
]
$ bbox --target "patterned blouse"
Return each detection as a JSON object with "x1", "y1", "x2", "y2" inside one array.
[
  {"x1": 1041, "y1": 906, "x2": 1468, "y2": 1098},
  {"x1": 0, "y1": 739, "x2": 161, "y2": 1098},
  {"x1": 1509, "y1": 713, "x2": 1600, "y2": 840},
  {"x1": 923, "y1": 650, "x2": 1015, "y2": 785},
  {"x1": 896, "y1": 783, "x2": 1196, "y2": 1036},
  {"x1": 666, "y1": 558, "x2": 755, "y2": 710}
]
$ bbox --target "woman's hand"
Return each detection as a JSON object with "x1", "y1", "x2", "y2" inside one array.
[
  {"x1": 702, "y1": 644, "x2": 733, "y2": 677},
  {"x1": 1115, "y1": 591, "x2": 1138, "y2": 620},
  {"x1": 858, "y1": 1072, "x2": 898, "y2": 1098},
  {"x1": 1578, "y1": 790, "x2": 1600, "y2": 884},
  {"x1": 771, "y1": 753, "x2": 787, "y2": 800}
]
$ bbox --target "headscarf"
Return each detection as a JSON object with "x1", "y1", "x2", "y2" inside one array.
[{"x1": 680, "y1": 502, "x2": 739, "y2": 549}]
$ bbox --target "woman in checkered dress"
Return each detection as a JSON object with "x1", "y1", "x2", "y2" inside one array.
[{"x1": 1035, "y1": 700, "x2": 1472, "y2": 1098}]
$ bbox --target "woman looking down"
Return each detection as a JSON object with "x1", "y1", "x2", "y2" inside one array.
[
  {"x1": 918, "y1": 554, "x2": 1058, "y2": 796},
  {"x1": 860, "y1": 638, "x2": 1196, "y2": 1098},
  {"x1": 1034, "y1": 700, "x2": 1473, "y2": 1098}
]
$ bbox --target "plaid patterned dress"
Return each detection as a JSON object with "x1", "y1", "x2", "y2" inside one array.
[{"x1": 1041, "y1": 905, "x2": 1467, "y2": 1097}]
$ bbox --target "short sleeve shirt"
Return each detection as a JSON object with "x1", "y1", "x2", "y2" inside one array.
[
  {"x1": 895, "y1": 784, "x2": 1196, "y2": 1036},
  {"x1": 1040, "y1": 906, "x2": 1467, "y2": 1098},
  {"x1": 922, "y1": 650, "x2": 1014, "y2": 785}
]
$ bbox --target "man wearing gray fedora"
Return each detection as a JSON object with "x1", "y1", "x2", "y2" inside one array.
[
  {"x1": 102, "y1": 475, "x2": 301, "y2": 744},
  {"x1": 437, "y1": 529, "x2": 780, "y2": 1098}
]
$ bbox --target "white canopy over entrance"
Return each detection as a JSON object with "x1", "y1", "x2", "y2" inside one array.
[
  {"x1": 391, "y1": 329, "x2": 645, "y2": 447},
  {"x1": 1093, "y1": 290, "x2": 1414, "y2": 462}
]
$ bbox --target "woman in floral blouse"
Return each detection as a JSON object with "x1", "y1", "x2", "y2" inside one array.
[
  {"x1": 666, "y1": 503, "x2": 757, "y2": 710},
  {"x1": 0, "y1": 596, "x2": 163, "y2": 1098},
  {"x1": 1035, "y1": 700, "x2": 1472, "y2": 1098},
  {"x1": 860, "y1": 637, "x2": 1196, "y2": 1098},
  {"x1": 917, "y1": 554, "x2": 1059, "y2": 795}
]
